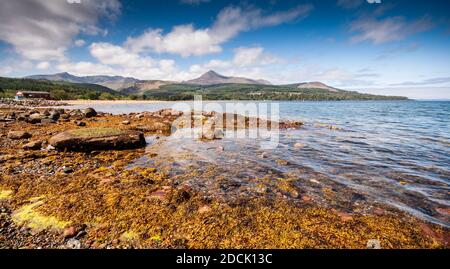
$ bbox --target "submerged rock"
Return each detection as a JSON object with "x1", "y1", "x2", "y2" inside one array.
[{"x1": 49, "y1": 127, "x2": 146, "y2": 151}]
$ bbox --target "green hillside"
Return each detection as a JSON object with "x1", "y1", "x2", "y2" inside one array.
[
  {"x1": 0, "y1": 77, "x2": 125, "y2": 100},
  {"x1": 143, "y1": 83, "x2": 408, "y2": 101}
]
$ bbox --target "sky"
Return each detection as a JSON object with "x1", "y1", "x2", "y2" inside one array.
[{"x1": 0, "y1": 0, "x2": 449, "y2": 99}]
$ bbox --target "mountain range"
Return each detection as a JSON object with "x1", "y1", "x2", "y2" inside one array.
[{"x1": 25, "y1": 70, "x2": 342, "y2": 94}]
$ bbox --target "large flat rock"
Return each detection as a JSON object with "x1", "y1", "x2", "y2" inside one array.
[{"x1": 49, "y1": 128, "x2": 146, "y2": 151}]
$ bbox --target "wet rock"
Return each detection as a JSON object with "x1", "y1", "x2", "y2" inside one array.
[
  {"x1": 83, "y1": 108, "x2": 97, "y2": 118},
  {"x1": 22, "y1": 140, "x2": 43, "y2": 150},
  {"x1": 260, "y1": 152, "x2": 268, "y2": 159},
  {"x1": 49, "y1": 127, "x2": 146, "y2": 151},
  {"x1": 8, "y1": 131, "x2": 32, "y2": 140}
]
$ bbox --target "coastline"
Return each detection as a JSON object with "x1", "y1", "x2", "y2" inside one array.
[{"x1": 0, "y1": 105, "x2": 449, "y2": 249}]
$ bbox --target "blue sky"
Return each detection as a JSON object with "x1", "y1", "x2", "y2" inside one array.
[{"x1": 0, "y1": 0, "x2": 449, "y2": 99}]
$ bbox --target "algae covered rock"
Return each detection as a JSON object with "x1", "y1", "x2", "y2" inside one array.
[{"x1": 49, "y1": 127, "x2": 146, "y2": 151}]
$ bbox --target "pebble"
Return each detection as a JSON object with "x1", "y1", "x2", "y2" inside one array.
[{"x1": 63, "y1": 166, "x2": 74, "y2": 174}]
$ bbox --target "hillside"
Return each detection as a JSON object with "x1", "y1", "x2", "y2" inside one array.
[
  {"x1": 0, "y1": 77, "x2": 125, "y2": 100},
  {"x1": 20, "y1": 71, "x2": 408, "y2": 101},
  {"x1": 143, "y1": 83, "x2": 408, "y2": 101}
]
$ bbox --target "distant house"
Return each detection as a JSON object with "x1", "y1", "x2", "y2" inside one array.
[{"x1": 15, "y1": 91, "x2": 51, "y2": 100}]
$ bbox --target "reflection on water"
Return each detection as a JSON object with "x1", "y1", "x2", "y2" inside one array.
[{"x1": 76, "y1": 101, "x2": 450, "y2": 227}]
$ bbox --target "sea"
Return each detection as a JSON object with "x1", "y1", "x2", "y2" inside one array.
[{"x1": 64, "y1": 100, "x2": 450, "y2": 227}]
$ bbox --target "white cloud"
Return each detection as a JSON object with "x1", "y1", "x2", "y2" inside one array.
[
  {"x1": 125, "y1": 4, "x2": 313, "y2": 57},
  {"x1": 0, "y1": 0, "x2": 121, "y2": 61},
  {"x1": 75, "y1": 39, "x2": 86, "y2": 47},
  {"x1": 350, "y1": 15, "x2": 434, "y2": 44},
  {"x1": 36, "y1": 61, "x2": 50, "y2": 70}
]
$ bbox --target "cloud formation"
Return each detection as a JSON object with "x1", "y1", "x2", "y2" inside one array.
[
  {"x1": 0, "y1": 0, "x2": 121, "y2": 61},
  {"x1": 125, "y1": 4, "x2": 313, "y2": 57},
  {"x1": 350, "y1": 15, "x2": 434, "y2": 44}
]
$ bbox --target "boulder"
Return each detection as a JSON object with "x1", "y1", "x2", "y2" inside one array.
[
  {"x1": 49, "y1": 111, "x2": 60, "y2": 121},
  {"x1": 8, "y1": 131, "x2": 32, "y2": 140},
  {"x1": 83, "y1": 108, "x2": 97, "y2": 118},
  {"x1": 23, "y1": 140, "x2": 43, "y2": 150},
  {"x1": 28, "y1": 113, "x2": 42, "y2": 124},
  {"x1": 49, "y1": 127, "x2": 146, "y2": 151}
]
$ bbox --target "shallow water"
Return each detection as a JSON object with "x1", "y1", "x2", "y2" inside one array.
[{"x1": 72, "y1": 101, "x2": 450, "y2": 227}]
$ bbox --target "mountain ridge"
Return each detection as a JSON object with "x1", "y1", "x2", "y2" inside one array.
[{"x1": 185, "y1": 70, "x2": 272, "y2": 86}]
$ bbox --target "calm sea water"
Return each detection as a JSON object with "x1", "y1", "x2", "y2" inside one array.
[{"x1": 68, "y1": 101, "x2": 450, "y2": 227}]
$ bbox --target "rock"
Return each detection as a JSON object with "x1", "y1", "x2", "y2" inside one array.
[
  {"x1": 260, "y1": 152, "x2": 268, "y2": 159},
  {"x1": 122, "y1": 120, "x2": 131, "y2": 125},
  {"x1": 28, "y1": 113, "x2": 42, "y2": 124},
  {"x1": 366, "y1": 239, "x2": 381, "y2": 249},
  {"x1": 201, "y1": 128, "x2": 224, "y2": 141},
  {"x1": 49, "y1": 127, "x2": 146, "y2": 151},
  {"x1": 64, "y1": 226, "x2": 77, "y2": 238},
  {"x1": 22, "y1": 140, "x2": 43, "y2": 150},
  {"x1": 49, "y1": 111, "x2": 60, "y2": 121},
  {"x1": 159, "y1": 109, "x2": 173, "y2": 117},
  {"x1": 60, "y1": 114, "x2": 70, "y2": 119},
  {"x1": 135, "y1": 122, "x2": 171, "y2": 133},
  {"x1": 75, "y1": 121, "x2": 86, "y2": 127},
  {"x1": 171, "y1": 110, "x2": 183, "y2": 117},
  {"x1": 63, "y1": 166, "x2": 74, "y2": 174},
  {"x1": 66, "y1": 239, "x2": 81, "y2": 249},
  {"x1": 8, "y1": 131, "x2": 32, "y2": 140},
  {"x1": 83, "y1": 108, "x2": 97, "y2": 118},
  {"x1": 41, "y1": 119, "x2": 56, "y2": 124}
]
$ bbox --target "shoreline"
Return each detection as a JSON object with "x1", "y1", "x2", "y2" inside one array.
[{"x1": 0, "y1": 106, "x2": 448, "y2": 249}]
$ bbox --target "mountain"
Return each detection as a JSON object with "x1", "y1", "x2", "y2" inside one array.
[
  {"x1": 185, "y1": 70, "x2": 272, "y2": 86},
  {"x1": 27, "y1": 72, "x2": 139, "y2": 91},
  {"x1": 291, "y1": 82, "x2": 340, "y2": 92},
  {"x1": 0, "y1": 76, "x2": 124, "y2": 100},
  {"x1": 26, "y1": 72, "x2": 176, "y2": 93},
  {"x1": 21, "y1": 71, "x2": 408, "y2": 101}
]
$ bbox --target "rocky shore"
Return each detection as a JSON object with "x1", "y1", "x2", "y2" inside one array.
[
  {"x1": 0, "y1": 98, "x2": 68, "y2": 109},
  {"x1": 0, "y1": 106, "x2": 448, "y2": 249}
]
